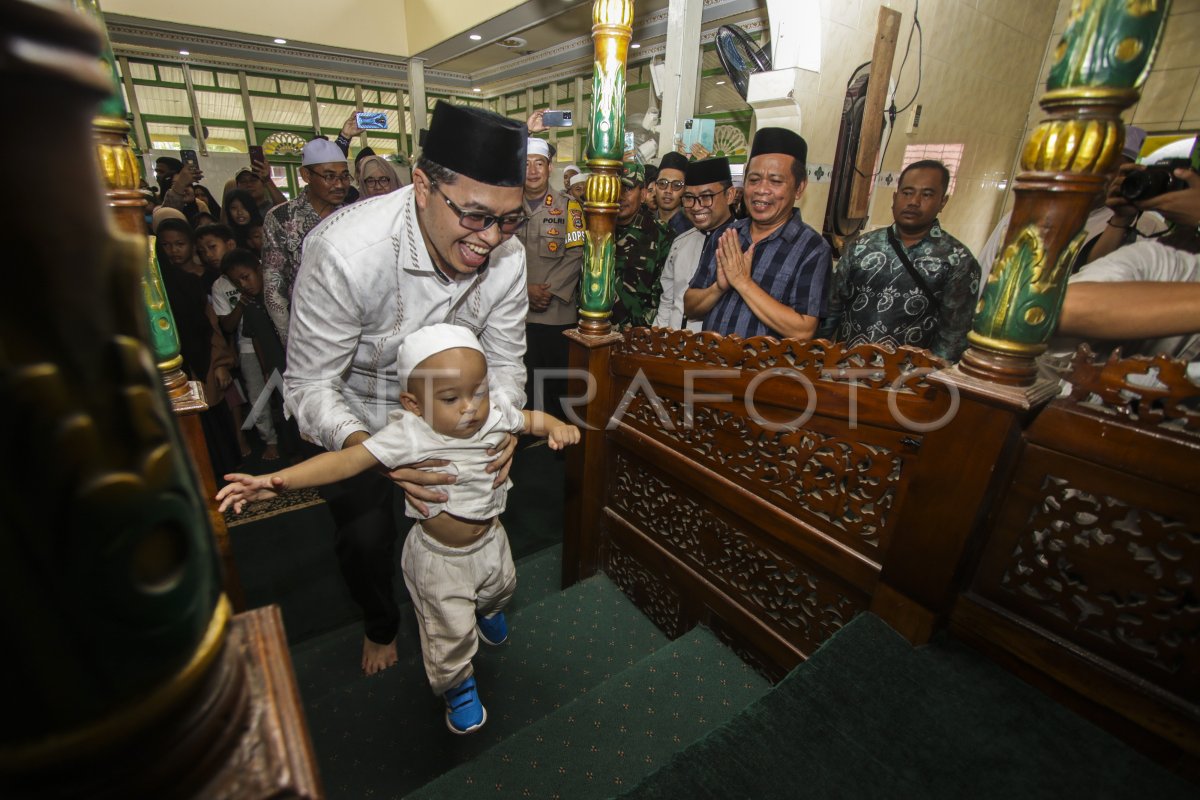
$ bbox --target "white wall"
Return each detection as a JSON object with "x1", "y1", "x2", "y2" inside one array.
[{"x1": 788, "y1": 0, "x2": 1060, "y2": 255}]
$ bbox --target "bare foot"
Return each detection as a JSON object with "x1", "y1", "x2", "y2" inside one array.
[
  {"x1": 261, "y1": 443, "x2": 280, "y2": 461},
  {"x1": 362, "y1": 636, "x2": 398, "y2": 676}
]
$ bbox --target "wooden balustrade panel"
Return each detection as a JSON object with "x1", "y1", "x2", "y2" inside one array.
[
  {"x1": 597, "y1": 330, "x2": 951, "y2": 671},
  {"x1": 954, "y1": 350, "x2": 1200, "y2": 762}
]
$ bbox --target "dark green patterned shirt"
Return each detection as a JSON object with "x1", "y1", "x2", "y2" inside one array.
[
  {"x1": 820, "y1": 221, "x2": 980, "y2": 361},
  {"x1": 611, "y1": 208, "x2": 673, "y2": 329}
]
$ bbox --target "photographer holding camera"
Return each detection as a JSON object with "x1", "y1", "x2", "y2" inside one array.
[
  {"x1": 1084, "y1": 157, "x2": 1192, "y2": 265},
  {"x1": 1056, "y1": 160, "x2": 1200, "y2": 362}
]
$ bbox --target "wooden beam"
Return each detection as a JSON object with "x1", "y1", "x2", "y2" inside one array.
[{"x1": 848, "y1": 7, "x2": 901, "y2": 218}]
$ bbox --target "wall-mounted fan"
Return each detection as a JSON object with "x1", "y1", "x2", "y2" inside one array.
[{"x1": 714, "y1": 25, "x2": 771, "y2": 100}]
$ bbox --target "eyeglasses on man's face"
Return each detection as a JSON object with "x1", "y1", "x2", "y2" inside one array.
[
  {"x1": 363, "y1": 176, "x2": 392, "y2": 189},
  {"x1": 310, "y1": 170, "x2": 352, "y2": 185},
  {"x1": 432, "y1": 184, "x2": 529, "y2": 234},
  {"x1": 682, "y1": 192, "x2": 721, "y2": 208},
  {"x1": 655, "y1": 179, "x2": 685, "y2": 191}
]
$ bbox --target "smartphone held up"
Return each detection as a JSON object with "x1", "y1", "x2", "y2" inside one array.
[
  {"x1": 355, "y1": 111, "x2": 388, "y2": 130},
  {"x1": 542, "y1": 110, "x2": 573, "y2": 127}
]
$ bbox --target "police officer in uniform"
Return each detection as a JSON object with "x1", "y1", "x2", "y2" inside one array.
[{"x1": 517, "y1": 137, "x2": 585, "y2": 421}]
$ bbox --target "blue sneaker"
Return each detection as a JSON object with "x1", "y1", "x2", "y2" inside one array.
[
  {"x1": 444, "y1": 676, "x2": 486, "y2": 735},
  {"x1": 476, "y1": 611, "x2": 509, "y2": 646}
]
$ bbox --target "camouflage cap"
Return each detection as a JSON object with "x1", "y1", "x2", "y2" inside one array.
[{"x1": 621, "y1": 158, "x2": 645, "y2": 188}]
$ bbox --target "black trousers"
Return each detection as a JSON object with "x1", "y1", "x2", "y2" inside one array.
[
  {"x1": 524, "y1": 322, "x2": 575, "y2": 421},
  {"x1": 305, "y1": 442, "x2": 412, "y2": 644}
]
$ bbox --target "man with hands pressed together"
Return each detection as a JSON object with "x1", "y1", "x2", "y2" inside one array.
[
  {"x1": 285, "y1": 102, "x2": 531, "y2": 676},
  {"x1": 685, "y1": 128, "x2": 832, "y2": 339}
]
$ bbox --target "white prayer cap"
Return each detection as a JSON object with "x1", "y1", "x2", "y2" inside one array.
[
  {"x1": 396, "y1": 324, "x2": 485, "y2": 391},
  {"x1": 527, "y1": 138, "x2": 552, "y2": 160},
  {"x1": 301, "y1": 138, "x2": 346, "y2": 167},
  {"x1": 569, "y1": 171, "x2": 590, "y2": 187}
]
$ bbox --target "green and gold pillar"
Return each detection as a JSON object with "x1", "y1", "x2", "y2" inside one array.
[
  {"x1": 960, "y1": 0, "x2": 1171, "y2": 386},
  {"x1": 73, "y1": 0, "x2": 193, "y2": 401},
  {"x1": 1, "y1": 1, "x2": 238, "y2": 794},
  {"x1": 577, "y1": 0, "x2": 634, "y2": 336}
]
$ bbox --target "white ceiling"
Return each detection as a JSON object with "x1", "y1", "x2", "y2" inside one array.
[{"x1": 104, "y1": 0, "x2": 769, "y2": 96}]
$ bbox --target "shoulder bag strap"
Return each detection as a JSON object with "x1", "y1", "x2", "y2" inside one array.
[{"x1": 886, "y1": 226, "x2": 940, "y2": 315}]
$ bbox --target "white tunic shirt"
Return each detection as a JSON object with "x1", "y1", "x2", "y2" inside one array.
[
  {"x1": 362, "y1": 398, "x2": 527, "y2": 521},
  {"x1": 284, "y1": 186, "x2": 529, "y2": 452},
  {"x1": 654, "y1": 227, "x2": 706, "y2": 332}
]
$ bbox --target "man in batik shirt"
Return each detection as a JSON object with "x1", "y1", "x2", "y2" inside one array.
[
  {"x1": 262, "y1": 138, "x2": 349, "y2": 344},
  {"x1": 820, "y1": 159, "x2": 980, "y2": 361},
  {"x1": 610, "y1": 158, "x2": 673, "y2": 329}
]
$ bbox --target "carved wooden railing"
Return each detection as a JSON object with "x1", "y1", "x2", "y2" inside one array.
[
  {"x1": 560, "y1": 0, "x2": 1198, "y2": 775},
  {"x1": 568, "y1": 331, "x2": 953, "y2": 677},
  {"x1": 951, "y1": 351, "x2": 1200, "y2": 774}
]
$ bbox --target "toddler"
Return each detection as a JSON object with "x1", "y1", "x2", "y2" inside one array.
[{"x1": 218, "y1": 324, "x2": 579, "y2": 734}]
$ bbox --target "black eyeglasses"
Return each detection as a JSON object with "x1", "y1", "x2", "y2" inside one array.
[
  {"x1": 432, "y1": 184, "x2": 529, "y2": 233},
  {"x1": 310, "y1": 170, "x2": 352, "y2": 185},
  {"x1": 363, "y1": 176, "x2": 392, "y2": 189},
  {"x1": 682, "y1": 192, "x2": 720, "y2": 208},
  {"x1": 655, "y1": 179, "x2": 685, "y2": 191}
]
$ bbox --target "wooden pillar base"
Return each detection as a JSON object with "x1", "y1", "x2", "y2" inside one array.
[
  {"x1": 2, "y1": 606, "x2": 321, "y2": 799},
  {"x1": 578, "y1": 318, "x2": 614, "y2": 337},
  {"x1": 957, "y1": 344, "x2": 1042, "y2": 387},
  {"x1": 563, "y1": 327, "x2": 623, "y2": 586}
]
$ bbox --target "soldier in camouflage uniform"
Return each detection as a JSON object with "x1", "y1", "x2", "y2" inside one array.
[{"x1": 611, "y1": 159, "x2": 674, "y2": 329}]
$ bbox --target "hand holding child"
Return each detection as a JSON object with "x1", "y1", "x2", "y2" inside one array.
[{"x1": 217, "y1": 472, "x2": 288, "y2": 513}]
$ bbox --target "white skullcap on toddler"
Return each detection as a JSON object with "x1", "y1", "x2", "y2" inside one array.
[
  {"x1": 569, "y1": 171, "x2": 590, "y2": 187},
  {"x1": 396, "y1": 324, "x2": 486, "y2": 392}
]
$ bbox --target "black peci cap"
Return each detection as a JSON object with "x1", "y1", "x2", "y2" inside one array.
[
  {"x1": 658, "y1": 151, "x2": 689, "y2": 174},
  {"x1": 685, "y1": 157, "x2": 732, "y2": 186},
  {"x1": 419, "y1": 101, "x2": 527, "y2": 187},
  {"x1": 748, "y1": 128, "x2": 808, "y2": 169}
]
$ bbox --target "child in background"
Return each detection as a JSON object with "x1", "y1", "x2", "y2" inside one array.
[
  {"x1": 217, "y1": 324, "x2": 580, "y2": 735},
  {"x1": 222, "y1": 188, "x2": 264, "y2": 254},
  {"x1": 220, "y1": 249, "x2": 291, "y2": 453},
  {"x1": 200, "y1": 229, "x2": 279, "y2": 461},
  {"x1": 242, "y1": 220, "x2": 264, "y2": 256}
]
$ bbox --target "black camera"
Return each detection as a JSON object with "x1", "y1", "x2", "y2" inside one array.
[{"x1": 1119, "y1": 159, "x2": 1191, "y2": 202}]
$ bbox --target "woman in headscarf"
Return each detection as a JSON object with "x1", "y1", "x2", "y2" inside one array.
[{"x1": 356, "y1": 155, "x2": 402, "y2": 199}]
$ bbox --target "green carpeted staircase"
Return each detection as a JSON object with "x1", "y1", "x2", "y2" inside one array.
[
  {"x1": 232, "y1": 447, "x2": 1195, "y2": 799},
  {"x1": 289, "y1": 544, "x2": 771, "y2": 799},
  {"x1": 621, "y1": 613, "x2": 1197, "y2": 800},
  {"x1": 287, "y1": 559, "x2": 1196, "y2": 800}
]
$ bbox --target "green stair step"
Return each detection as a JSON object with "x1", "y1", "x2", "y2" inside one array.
[
  {"x1": 620, "y1": 613, "x2": 1197, "y2": 800},
  {"x1": 409, "y1": 625, "x2": 771, "y2": 800},
  {"x1": 299, "y1": 564, "x2": 666, "y2": 800},
  {"x1": 290, "y1": 543, "x2": 565, "y2": 706}
]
